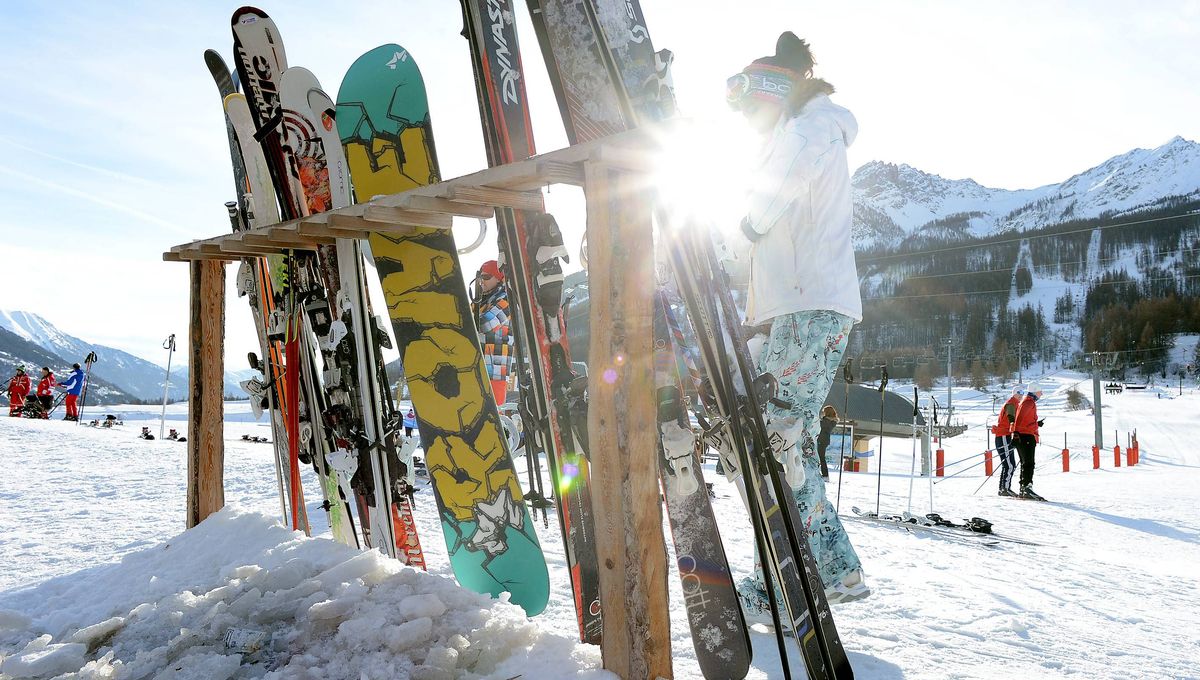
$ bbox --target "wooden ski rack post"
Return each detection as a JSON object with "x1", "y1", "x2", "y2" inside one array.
[
  {"x1": 165, "y1": 127, "x2": 670, "y2": 677},
  {"x1": 186, "y1": 259, "x2": 225, "y2": 528}
]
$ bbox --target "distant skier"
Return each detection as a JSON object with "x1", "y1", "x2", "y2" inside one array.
[
  {"x1": 57, "y1": 363, "x2": 86, "y2": 421},
  {"x1": 472, "y1": 260, "x2": 514, "y2": 408},
  {"x1": 35, "y1": 367, "x2": 56, "y2": 419},
  {"x1": 7, "y1": 366, "x2": 31, "y2": 417},
  {"x1": 403, "y1": 408, "x2": 417, "y2": 438},
  {"x1": 726, "y1": 32, "x2": 868, "y2": 614},
  {"x1": 992, "y1": 385, "x2": 1024, "y2": 496},
  {"x1": 816, "y1": 405, "x2": 838, "y2": 479},
  {"x1": 1011, "y1": 382, "x2": 1046, "y2": 500}
]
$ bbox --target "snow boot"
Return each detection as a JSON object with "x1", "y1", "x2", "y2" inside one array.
[
  {"x1": 1019, "y1": 484, "x2": 1046, "y2": 501},
  {"x1": 998, "y1": 487, "x2": 1017, "y2": 497},
  {"x1": 825, "y1": 569, "x2": 871, "y2": 605},
  {"x1": 736, "y1": 578, "x2": 790, "y2": 632}
]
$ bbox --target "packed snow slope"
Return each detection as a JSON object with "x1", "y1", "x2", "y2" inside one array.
[{"x1": 1, "y1": 375, "x2": 1198, "y2": 678}]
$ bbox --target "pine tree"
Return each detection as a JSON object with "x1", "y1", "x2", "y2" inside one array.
[
  {"x1": 915, "y1": 362, "x2": 934, "y2": 391},
  {"x1": 970, "y1": 359, "x2": 987, "y2": 390}
]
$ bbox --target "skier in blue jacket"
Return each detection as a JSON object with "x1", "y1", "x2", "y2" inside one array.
[
  {"x1": 57, "y1": 363, "x2": 85, "y2": 421},
  {"x1": 726, "y1": 32, "x2": 868, "y2": 620}
]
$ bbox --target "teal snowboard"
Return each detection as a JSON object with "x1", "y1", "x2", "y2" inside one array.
[{"x1": 336, "y1": 44, "x2": 549, "y2": 616}]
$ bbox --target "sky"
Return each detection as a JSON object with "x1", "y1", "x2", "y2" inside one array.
[{"x1": 1, "y1": 0, "x2": 1199, "y2": 368}]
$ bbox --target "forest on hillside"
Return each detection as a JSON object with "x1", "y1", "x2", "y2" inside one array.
[{"x1": 847, "y1": 198, "x2": 1200, "y2": 387}]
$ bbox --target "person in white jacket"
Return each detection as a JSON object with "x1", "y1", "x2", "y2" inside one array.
[{"x1": 726, "y1": 32, "x2": 868, "y2": 616}]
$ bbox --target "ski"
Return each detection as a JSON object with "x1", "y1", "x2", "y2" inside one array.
[
  {"x1": 522, "y1": 0, "x2": 767, "y2": 667},
  {"x1": 231, "y1": 7, "x2": 363, "y2": 547},
  {"x1": 206, "y1": 51, "x2": 310, "y2": 535},
  {"x1": 457, "y1": 2, "x2": 599, "y2": 633},
  {"x1": 279, "y1": 64, "x2": 418, "y2": 561},
  {"x1": 843, "y1": 510, "x2": 1001, "y2": 548},
  {"x1": 336, "y1": 43, "x2": 549, "y2": 615},
  {"x1": 848, "y1": 507, "x2": 1043, "y2": 547},
  {"x1": 654, "y1": 290, "x2": 751, "y2": 678},
  {"x1": 662, "y1": 220, "x2": 850, "y2": 680}
]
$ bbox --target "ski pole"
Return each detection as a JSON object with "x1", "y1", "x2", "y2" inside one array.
[
  {"x1": 159, "y1": 334, "x2": 176, "y2": 440},
  {"x1": 77, "y1": 351, "x2": 98, "y2": 425},
  {"x1": 835, "y1": 359, "x2": 852, "y2": 513},
  {"x1": 906, "y1": 387, "x2": 918, "y2": 515},
  {"x1": 875, "y1": 366, "x2": 888, "y2": 517}
]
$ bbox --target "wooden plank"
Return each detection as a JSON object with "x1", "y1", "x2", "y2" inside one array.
[
  {"x1": 362, "y1": 205, "x2": 453, "y2": 229},
  {"x1": 163, "y1": 251, "x2": 185, "y2": 262},
  {"x1": 174, "y1": 250, "x2": 236, "y2": 262},
  {"x1": 449, "y1": 186, "x2": 544, "y2": 212},
  {"x1": 537, "y1": 161, "x2": 586, "y2": 187},
  {"x1": 583, "y1": 162, "x2": 671, "y2": 679},
  {"x1": 305, "y1": 217, "x2": 371, "y2": 238},
  {"x1": 589, "y1": 145, "x2": 657, "y2": 174},
  {"x1": 266, "y1": 226, "x2": 335, "y2": 246},
  {"x1": 187, "y1": 260, "x2": 226, "y2": 528},
  {"x1": 393, "y1": 194, "x2": 495, "y2": 219},
  {"x1": 218, "y1": 241, "x2": 280, "y2": 256}
]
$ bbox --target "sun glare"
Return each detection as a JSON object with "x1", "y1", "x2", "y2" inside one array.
[{"x1": 650, "y1": 117, "x2": 760, "y2": 238}]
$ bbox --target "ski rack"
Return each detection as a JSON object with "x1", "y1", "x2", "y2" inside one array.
[
  {"x1": 165, "y1": 125, "x2": 674, "y2": 676},
  {"x1": 163, "y1": 127, "x2": 656, "y2": 262}
]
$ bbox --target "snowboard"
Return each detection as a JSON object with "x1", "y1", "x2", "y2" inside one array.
[{"x1": 336, "y1": 43, "x2": 549, "y2": 616}]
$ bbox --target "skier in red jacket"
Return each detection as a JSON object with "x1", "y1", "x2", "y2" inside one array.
[
  {"x1": 1010, "y1": 382, "x2": 1046, "y2": 501},
  {"x1": 991, "y1": 386, "x2": 1024, "y2": 496},
  {"x1": 7, "y1": 366, "x2": 31, "y2": 417},
  {"x1": 36, "y1": 367, "x2": 56, "y2": 419}
]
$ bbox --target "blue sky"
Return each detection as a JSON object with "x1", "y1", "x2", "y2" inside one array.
[{"x1": 1, "y1": 0, "x2": 1198, "y2": 367}]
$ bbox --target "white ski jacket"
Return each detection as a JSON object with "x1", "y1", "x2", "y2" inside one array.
[{"x1": 742, "y1": 93, "x2": 862, "y2": 326}]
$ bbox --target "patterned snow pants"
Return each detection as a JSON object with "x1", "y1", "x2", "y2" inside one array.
[
  {"x1": 738, "y1": 309, "x2": 863, "y2": 605},
  {"x1": 995, "y1": 435, "x2": 1016, "y2": 492}
]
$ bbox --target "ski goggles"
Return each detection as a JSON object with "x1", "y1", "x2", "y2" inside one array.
[{"x1": 726, "y1": 64, "x2": 796, "y2": 111}]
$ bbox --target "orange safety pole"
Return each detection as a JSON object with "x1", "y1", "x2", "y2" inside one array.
[
  {"x1": 1092, "y1": 445, "x2": 1101, "y2": 469},
  {"x1": 1114, "y1": 443, "x2": 1122, "y2": 468},
  {"x1": 935, "y1": 448, "x2": 945, "y2": 477},
  {"x1": 984, "y1": 449, "x2": 994, "y2": 476}
]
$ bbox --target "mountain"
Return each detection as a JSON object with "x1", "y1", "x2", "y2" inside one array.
[
  {"x1": 0, "y1": 311, "x2": 246, "y2": 401},
  {"x1": 852, "y1": 136, "x2": 1200, "y2": 249},
  {"x1": 0, "y1": 326, "x2": 136, "y2": 406}
]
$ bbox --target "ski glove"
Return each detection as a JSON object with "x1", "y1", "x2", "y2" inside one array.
[{"x1": 1037, "y1": 419, "x2": 1044, "y2": 427}]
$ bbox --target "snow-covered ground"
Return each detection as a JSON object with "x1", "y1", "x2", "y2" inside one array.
[{"x1": 1, "y1": 374, "x2": 1198, "y2": 679}]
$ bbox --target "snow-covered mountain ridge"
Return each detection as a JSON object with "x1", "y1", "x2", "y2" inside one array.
[
  {"x1": 0, "y1": 310, "x2": 246, "y2": 401},
  {"x1": 852, "y1": 136, "x2": 1200, "y2": 248}
]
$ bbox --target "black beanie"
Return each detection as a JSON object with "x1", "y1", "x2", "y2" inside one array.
[{"x1": 754, "y1": 32, "x2": 815, "y2": 77}]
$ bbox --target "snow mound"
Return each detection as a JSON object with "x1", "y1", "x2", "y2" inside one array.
[{"x1": 0, "y1": 507, "x2": 610, "y2": 680}]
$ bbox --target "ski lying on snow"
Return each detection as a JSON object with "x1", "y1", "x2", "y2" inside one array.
[{"x1": 847, "y1": 507, "x2": 1045, "y2": 547}]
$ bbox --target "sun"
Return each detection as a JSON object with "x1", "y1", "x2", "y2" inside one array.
[{"x1": 649, "y1": 116, "x2": 761, "y2": 239}]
